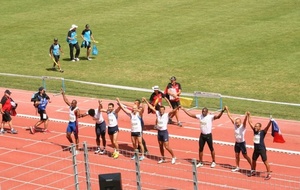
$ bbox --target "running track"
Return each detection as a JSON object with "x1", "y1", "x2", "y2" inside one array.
[{"x1": 0, "y1": 88, "x2": 299, "y2": 190}]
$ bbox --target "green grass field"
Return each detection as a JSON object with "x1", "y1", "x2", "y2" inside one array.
[{"x1": 0, "y1": 0, "x2": 299, "y2": 120}]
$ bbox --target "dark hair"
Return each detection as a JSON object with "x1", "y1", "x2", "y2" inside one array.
[
  {"x1": 135, "y1": 99, "x2": 141, "y2": 104},
  {"x1": 88, "y1": 109, "x2": 95, "y2": 117},
  {"x1": 160, "y1": 105, "x2": 165, "y2": 110},
  {"x1": 108, "y1": 103, "x2": 114, "y2": 107}
]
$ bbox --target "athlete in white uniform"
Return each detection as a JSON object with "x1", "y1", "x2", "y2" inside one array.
[
  {"x1": 143, "y1": 97, "x2": 179, "y2": 164},
  {"x1": 61, "y1": 89, "x2": 80, "y2": 154},
  {"x1": 80, "y1": 100, "x2": 107, "y2": 154},
  {"x1": 182, "y1": 106, "x2": 225, "y2": 168},
  {"x1": 117, "y1": 98, "x2": 145, "y2": 161},
  {"x1": 224, "y1": 106, "x2": 252, "y2": 172},
  {"x1": 100, "y1": 102, "x2": 121, "y2": 159}
]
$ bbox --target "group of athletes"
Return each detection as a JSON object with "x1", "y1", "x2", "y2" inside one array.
[{"x1": 0, "y1": 75, "x2": 272, "y2": 180}]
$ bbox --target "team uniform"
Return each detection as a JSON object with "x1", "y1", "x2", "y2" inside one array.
[
  {"x1": 1, "y1": 96, "x2": 13, "y2": 122},
  {"x1": 234, "y1": 124, "x2": 247, "y2": 154},
  {"x1": 31, "y1": 93, "x2": 50, "y2": 121},
  {"x1": 67, "y1": 27, "x2": 80, "y2": 61},
  {"x1": 81, "y1": 29, "x2": 93, "y2": 49},
  {"x1": 66, "y1": 106, "x2": 79, "y2": 137},
  {"x1": 252, "y1": 130, "x2": 267, "y2": 162},
  {"x1": 166, "y1": 82, "x2": 181, "y2": 109},
  {"x1": 107, "y1": 111, "x2": 119, "y2": 135},
  {"x1": 148, "y1": 91, "x2": 167, "y2": 113},
  {"x1": 130, "y1": 112, "x2": 142, "y2": 137},
  {"x1": 91, "y1": 108, "x2": 106, "y2": 136},
  {"x1": 49, "y1": 43, "x2": 61, "y2": 63},
  {"x1": 196, "y1": 114, "x2": 215, "y2": 152},
  {"x1": 156, "y1": 111, "x2": 169, "y2": 142}
]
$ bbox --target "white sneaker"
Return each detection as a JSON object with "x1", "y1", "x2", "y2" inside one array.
[
  {"x1": 158, "y1": 159, "x2": 165, "y2": 164},
  {"x1": 139, "y1": 156, "x2": 144, "y2": 161},
  {"x1": 210, "y1": 162, "x2": 216, "y2": 168},
  {"x1": 87, "y1": 57, "x2": 92, "y2": 61},
  {"x1": 131, "y1": 155, "x2": 136, "y2": 160},
  {"x1": 231, "y1": 167, "x2": 240, "y2": 172},
  {"x1": 75, "y1": 58, "x2": 80, "y2": 61},
  {"x1": 196, "y1": 162, "x2": 203, "y2": 167},
  {"x1": 71, "y1": 59, "x2": 75, "y2": 62},
  {"x1": 94, "y1": 148, "x2": 101, "y2": 154},
  {"x1": 171, "y1": 157, "x2": 176, "y2": 164},
  {"x1": 99, "y1": 149, "x2": 106, "y2": 155}
]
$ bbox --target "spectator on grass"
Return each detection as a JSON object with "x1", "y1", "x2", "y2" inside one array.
[
  {"x1": 181, "y1": 106, "x2": 225, "y2": 168},
  {"x1": 116, "y1": 98, "x2": 145, "y2": 161},
  {"x1": 224, "y1": 106, "x2": 252, "y2": 172},
  {"x1": 49, "y1": 38, "x2": 64, "y2": 72},
  {"x1": 80, "y1": 100, "x2": 107, "y2": 155},
  {"x1": 67, "y1": 24, "x2": 80, "y2": 62},
  {"x1": 61, "y1": 89, "x2": 81, "y2": 154},
  {"x1": 118, "y1": 98, "x2": 149, "y2": 155},
  {"x1": 0, "y1": 89, "x2": 18, "y2": 134},
  {"x1": 80, "y1": 24, "x2": 96, "y2": 61},
  {"x1": 164, "y1": 76, "x2": 182, "y2": 127},
  {"x1": 100, "y1": 102, "x2": 121, "y2": 159},
  {"x1": 247, "y1": 112, "x2": 272, "y2": 180},
  {"x1": 30, "y1": 87, "x2": 51, "y2": 134},
  {"x1": 142, "y1": 97, "x2": 177, "y2": 164},
  {"x1": 148, "y1": 85, "x2": 172, "y2": 129}
]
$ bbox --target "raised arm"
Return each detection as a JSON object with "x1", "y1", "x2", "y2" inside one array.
[
  {"x1": 61, "y1": 88, "x2": 71, "y2": 106},
  {"x1": 224, "y1": 106, "x2": 234, "y2": 124},
  {"x1": 142, "y1": 97, "x2": 156, "y2": 113},
  {"x1": 242, "y1": 112, "x2": 248, "y2": 128},
  {"x1": 214, "y1": 107, "x2": 225, "y2": 120},
  {"x1": 116, "y1": 98, "x2": 131, "y2": 115},
  {"x1": 181, "y1": 107, "x2": 197, "y2": 119},
  {"x1": 247, "y1": 112, "x2": 254, "y2": 130},
  {"x1": 263, "y1": 119, "x2": 272, "y2": 133},
  {"x1": 168, "y1": 105, "x2": 181, "y2": 117}
]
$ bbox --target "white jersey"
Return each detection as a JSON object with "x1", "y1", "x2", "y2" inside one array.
[
  {"x1": 196, "y1": 114, "x2": 214, "y2": 134},
  {"x1": 234, "y1": 124, "x2": 246, "y2": 143},
  {"x1": 130, "y1": 112, "x2": 142, "y2": 132},
  {"x1": 156, "y1": 111, "x2": 168, "y2": 131},
  {"x1": 69, "y1": 106, "x2": 78, "y2": 122},
  {"x1": 107, "y1": 111, "x2": 118, "y2": 127},
  {"x1": 89, "y1": 108, "x2": 104, "y2": 124}
]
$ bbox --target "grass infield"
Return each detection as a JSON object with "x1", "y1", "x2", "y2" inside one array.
[{"x1": 0, "y1": 0, "x2": 299, "y2": 120}]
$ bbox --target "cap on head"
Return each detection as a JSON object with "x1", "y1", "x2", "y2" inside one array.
[
  {"x1": 38, "y1": 86, "x2": 44, "y2": 91},
  {"x1": 152, "y1": 85, "x2": 159, "y2": 91},
  {"x1": 170, "y1": 76, "x2": 176, "y2": 81},
  {"x1": 70, "y1": 24, "x2": 78, "y2": 30},
  {"x1": 5, "y1": 89, "x2": 11, "y2": 95}
]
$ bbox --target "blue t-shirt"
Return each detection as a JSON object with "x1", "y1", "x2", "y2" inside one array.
[{"x1": 82, "y1": 29, "x2": 92, "y2": 42}]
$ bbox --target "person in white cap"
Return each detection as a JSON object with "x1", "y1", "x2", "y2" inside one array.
[
  {"x1": 67, "y1": 24, "x2": 80, "y2": 62},
  {"x1": 0, "y1": 90, "x2": 18, "y2": 134}
]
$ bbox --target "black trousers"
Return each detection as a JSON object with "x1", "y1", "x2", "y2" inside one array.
[{"x1": 69, "y1": 43, "x2": 80, "y2": 60}]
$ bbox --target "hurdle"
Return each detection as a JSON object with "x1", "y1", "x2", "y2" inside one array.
[{"x1": 193, "y1": 91, "x2": 223, "y2": 111}]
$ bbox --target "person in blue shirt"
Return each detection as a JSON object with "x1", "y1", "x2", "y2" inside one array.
[
  {"x1": 67, "y1": 24, "x2": 80, "y2": 62},
  {"x1": 81, "y1": 24, "x2": 96, "y2": 61},
  {"x1": 49, "y1": 38, "x2": 64, "y2": 72},
  {"x1": 30, "y1": 87, "x2": 51, "y2": 134}
]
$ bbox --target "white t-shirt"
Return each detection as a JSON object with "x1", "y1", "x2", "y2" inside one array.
[
  {"x1": 107, "y1": 111, "x2": 118, "y2": 127},
  {"x1": 196, "y1": 114, "x2": 214, "y2": 134},
  {"x1": 88, "y1": 108, "x2": 104, "y2": 124},
  {"x1": 156, "y1": 111, "x2": 168, "y2": 131},
  {"x1": 130, "y1": 112, "x2": 142, "y2": 132},
  {"x1": 69, "y1": 107, "x2": 78, "y2": 122},
  {"x1": 234, "y1": 124, "x2": 246, "y2": 143}
]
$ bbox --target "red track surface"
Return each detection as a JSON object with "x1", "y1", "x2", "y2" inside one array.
[{"x1": 0, "y1": 88, "x2": 299, "y2": 190}]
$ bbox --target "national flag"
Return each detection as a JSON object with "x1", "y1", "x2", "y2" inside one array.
[{"x1": 271, "y1": 119, "x2": 285, "y2": 143}]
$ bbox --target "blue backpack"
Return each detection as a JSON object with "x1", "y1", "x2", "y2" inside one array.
[{"x1": 92, "y1": 45, "x2": 98, "y2": 55}]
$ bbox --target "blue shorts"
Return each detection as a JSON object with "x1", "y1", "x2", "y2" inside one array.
[
  {"x1": 67, "y1": 121, "x2": 78, "y2": 135},
  {"x1": 157, "y1": 130, "x2": 169, "y2": 142},
  {"x1": 107, "y1": 125, "x2": 119, "y2": 135},
  {"x1": 234, "y1": 141, "x2": 247, "y2": 154},
  {"x1": 95, "y1": 121, "x2": 106, "y2": 136}
]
